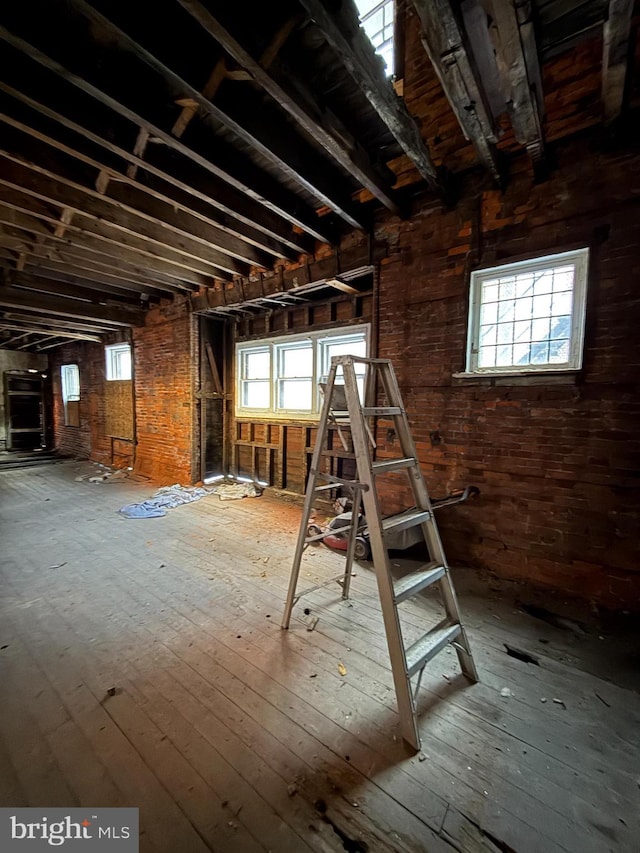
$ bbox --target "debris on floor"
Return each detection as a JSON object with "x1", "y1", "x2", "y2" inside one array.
[
  {"x1": 119, "y1": 484, "x2": 215, "y2": 519},
  {"x1": 500, "y1": 687, "x2": 512, "y2": 698},
  {"x1": 215, "y1": 482, "x2": 263, "y2": 501},
  {"x1": 338, "y1": 662, "x2": 347, "y2": 676}
]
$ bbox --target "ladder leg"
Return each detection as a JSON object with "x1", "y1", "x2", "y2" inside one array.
[{"x1": 454, "y1": 625, "x2": 479, "y2": 682}]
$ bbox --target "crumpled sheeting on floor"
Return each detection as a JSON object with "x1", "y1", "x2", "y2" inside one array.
[
  {"x1": 119, "y1": 481, "x2": 262, "y2": 518},
  {"x1": 119, "y1": 484, "x2": 211, "y2": 519},
  {"x1": 215, "y1": 482, "x2": 262, "y2": 501}
]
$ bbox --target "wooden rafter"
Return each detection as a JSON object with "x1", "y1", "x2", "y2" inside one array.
[
  {"x1": 602, "y1": 0, "x2": 634, "y2": 124},
  {"x1": 0, "y1": 322, "x2": 102, "y2": 342},
  {"x1": 0, "y1": 26, "x2": 334, "y2": 245},
  {"x1": 299, "y1": 0, "x2": 442, "y2": 193},
  {"x1": 488, "y1": 0, "x2": 546, "y2": 175},
  {"x1": 0, "y1": 158, "x2": 251, "y2": 280},
  {"x1": 57, "y1": 0, "x2": 367, "y2": 230},
  {"x1": 410, "y1": 0, "x2": 504, "y2": 184},
  {"x1": 0, "y1": 281, "x2": 145, "y2": 325},
  {"x1": 0, "y1": 81, "x2": 310, "y2": 257},
  {"x1": 0, "y1": 128, "x2": 266, "y2": 274},
  {"x1": 177, "y1": 0, "x2": 402, "y2": 216}
]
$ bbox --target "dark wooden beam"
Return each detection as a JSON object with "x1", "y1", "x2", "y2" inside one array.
[
  {"x1": 410, "y1": 0, "x2": 503, "y2": 184},
  {"x1": 0, "y1": 132, "x2": 258, "y2": 277},
  {"x1": 5, "y1": 268, "x2": 143, "y2": 307},
  {"x1": 0, "y1": 283, "x2": 145, "y2": 326},
  {"x1": 7, "y1": 262, "x2": 165, "y2": 303},
  {"x1": 488, "y1": 0, "x2": 546, "y2": 175},
  {"x1": 176, "y1": 0, "x2": 402, "y2": 216},
  {"x1": 602, "y1": 0, "x2": 634, "y2": 124},
  {"x1": 0, "y1": 243, "x2": 184, "y2": 298},
  {"x1": 0, "y1": 321, "x2": 102, "y2": 342},
  {"x1": 0, "y1": 81, "x2": 311, "y2": 257},
  {"x1": 0, "y1": 26, "x2": 334, "y2": 245},
  {"x1": 1, "y1": 310, "x2": 118, "y2": 332},
  {"x1": 299, "y1": 0, "x2": 442, "y2": 193},
  {"x1": 71, "y1": 0, "x2": 367, "y2": 229},
  {"x1": 0, "y1": 160, "x2": 245, "y2": 282},
  {"x1": 0, "y1": 198, "x2": 216, "y2": 292}
]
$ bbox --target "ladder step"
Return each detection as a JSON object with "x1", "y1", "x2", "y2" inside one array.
[
  {"x1": 382, "y1": 508, "x2": 430, "y2": 534},
  {"x1": 372, "y1": 456, "x2": 417, "y2": 474},
  {"x1": 393, "y1": 563, "x2": 445, "y2": 604},
  {"x1": 405, "y1": 623, "x2": 462, "y2": 677},
  {"x1": 362, "y1": 406, "x2": 402, "y2": 417}
]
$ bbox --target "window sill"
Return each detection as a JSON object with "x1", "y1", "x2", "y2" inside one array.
[{"x1": 452, "y1": 370, "x2": 580, "y2": 387}]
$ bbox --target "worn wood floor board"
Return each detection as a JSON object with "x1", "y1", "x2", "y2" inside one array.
[
  {"x1": 60, "y1": 490, "x2": 636, "y2": 843},
  {"x1": 1, "y1": 464, "x2": 638, "y2": 853},
  {"x1": 83, "y1": 543, "x2": 576, "y2": 853},
  {"x1": 0, "y1": 585, "x2": 220, "y2": 853}
]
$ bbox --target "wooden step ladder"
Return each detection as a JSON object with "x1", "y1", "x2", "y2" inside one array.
[{"x1": 281, "y1": 355, "x2": 478, "y2": 751}]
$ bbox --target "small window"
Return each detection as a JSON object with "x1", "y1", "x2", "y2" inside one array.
[
  {"x1": 465, "y1": 249, "x2": 589, "y2": 375},
  {"x1": 236, "y1": 325, "x2": 369, "y2": 418},
  {"x1": 355, "y1": 0, "x2": 394, "y2": 75},
  {"x1": 61, "y1": 364, "x2": 80, "y2": 426},
  {"x1": 105, "y1": 343, "x2": 132, "y2": 381}
]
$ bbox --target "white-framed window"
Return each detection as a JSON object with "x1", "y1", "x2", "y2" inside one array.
[
  {"x1": 105, "y1": 343, "x2": 132, "y2": 381},
  {"x1": 356, "y1": 0, "x2": 394, "y2": 75},
  {"x1": 465, "y1": 248, "x2": 589, "y2": 375},
  {"x1": 61, "y1": 363, "x2": 80, "y2": 426},
  {"x1": 236, "y1": 325, "x2": 369, "y2": 418}
]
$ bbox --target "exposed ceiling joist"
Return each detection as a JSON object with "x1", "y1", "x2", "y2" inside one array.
[
  {"x1": 2, "y1": 310, "x2": 118, "y2": 332},
  {"x1": 0, "y1": 198, "x2": 214, "y2": 292},
  {"x1": 602, "y1": 0, "x2": 634, "y2": 124},
  {"x1": 0, "y1": 26, "x2": 334, "y2": 246},
  {"x1": 0, "y1": 145, "x2": 254, "y2": 278},
  {"x1": 0, "y1": 82, "x2": 312, "y2": 257},
  {"x1": 0, "y1": 322, "x2": 102, "y2": 342},
  {"x1": 488, "y1": 0, "x2": 546, "y2": 176},
  {"x1": 0, "y1": 283, "x2": 145, "y2": 325},
  {"x1": 176, "y1": 0, "x2": 402, "y2": 217},
  {"x1": 66, "y1": 0, "x2": 368, "y2": 229},
  {"x1": 410, "y1": 0, "x2": 504, "y2": 184},
  {"x1": 5, "y1": 268, "x2": 143, "y2": 307},
  {"x1": 299, "y1": 0, "x2": 443, "y2": 194}
]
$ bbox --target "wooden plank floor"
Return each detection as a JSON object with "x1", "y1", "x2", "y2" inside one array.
[{"x1": 0, "y1": 462, "x2": 638, "y2": 852}]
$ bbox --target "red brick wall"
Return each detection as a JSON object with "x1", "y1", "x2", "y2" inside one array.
[
  {"x1": 50, "y1": 339, "x2": 129, "y2": 464},
  {"x1": 132, "y1": 297, "x2": 194, "y2": 484},
  {"x1": 374, "y1": 135, "x2": 640, "y2": 608},
  {"x1": 50, "y1": 298, "x2": 194, "y2": 483}
]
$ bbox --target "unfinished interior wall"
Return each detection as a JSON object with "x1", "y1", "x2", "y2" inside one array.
[
  {"x1": 132, "y1": 296, "x2": 194, "y2": 484},
  {"x1": 373, "y1": 134, "x2": 640, "y2": 609},
  {"x1": 50, "y1": 337, "x2": 133, "y2": 466},
  {"x1": 231, "y1": 294, "x2": 373, "y2": 493}
]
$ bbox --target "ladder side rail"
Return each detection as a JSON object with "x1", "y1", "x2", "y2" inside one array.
[
  {"x1": 339, "y1": 356, "x2": 421, "y2": 749},
  {"x1": 378, "y1": 364, "x2": 478, "y2": 681},
  {"x1": 281, "y1": 362, "x2": 338, "y2": 629},
  {"x1": 378, "y1": 362, "x2": 447, "y2": 565}
]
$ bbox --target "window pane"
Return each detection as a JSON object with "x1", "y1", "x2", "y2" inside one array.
[
  {"x1": 470, "y1": 250, "x2": 587, "y2": 373},
  {"x1": 105, "y1": 344, "x2": 131, "y2": 380},
  {"x1": 245, "y1": 350, "x2": 270, "y2": 379},
  {"x1": 280, "y1": 344, "x2": 312, "y2": 378},
  {"x1": 243, "y1": 381, "x2": 270, "y2": 408},
  {"x1": 279, "y1": 379, "x2": 312, "y2": 410}
]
